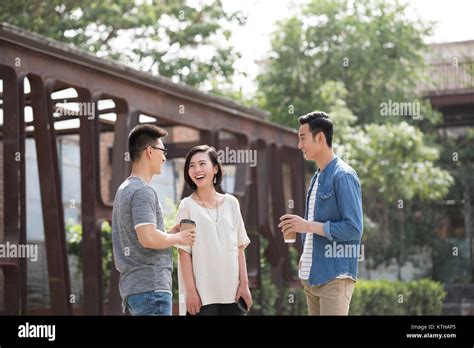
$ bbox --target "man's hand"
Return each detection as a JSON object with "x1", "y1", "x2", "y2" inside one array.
[
  {"x1": 177, "y1": 228, "x2": 196, "y2": 246},
  {"x1": 278, "y1": 214, "x2": 310, "y2": 235},
  {"x1": 186, "y1": 288, "x2": 202, "y2": 315},
  {"x1": 235, "y1": 283, "x2": 252, "y2": 310}
]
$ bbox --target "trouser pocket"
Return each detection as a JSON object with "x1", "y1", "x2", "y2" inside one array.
[{"x1": 344, "y1": 279, "x2": 355, "y2": 302}]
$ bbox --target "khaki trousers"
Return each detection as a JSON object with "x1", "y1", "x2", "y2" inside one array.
[{"x1": 301, "y1": 278, "x2": 355, "y2": 315}]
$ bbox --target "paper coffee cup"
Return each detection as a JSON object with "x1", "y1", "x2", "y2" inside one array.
[
  {"x1": 180, "y1": 219, "x2": 196, "y2": 232},
  {"x1": 284, "y1": 231, "x2": 296, "y2": 243},
  {"x1": 178, "y1": 219, "x2": 196, "y2": 249},
  {"x1": 282, "y1": 217, "x2": 295, "y2": 243}
]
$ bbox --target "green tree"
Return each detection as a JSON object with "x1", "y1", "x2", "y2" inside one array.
[
  {"x1": 320, "y1": 81, "x2": 453, "y2": 276},
  {"x1": 255, "y1": 0, "x2": 455, "y2": 280},
  {"x1": 257, "y1": 0, "x2": 435, "y2": 126},
  {"x1": 1, "y1": 0, "x2": 245, "y2": 89},
  {"x1": 344, "y1": 122, "x2": 453, "y2": 274}
]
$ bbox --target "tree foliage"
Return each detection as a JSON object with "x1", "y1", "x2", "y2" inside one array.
[
  {"x1": 1, "y1": 0, "x2": 245, "y2": 89},
  {"x1": 257, "y1": 0, "x2": 435, "y2": 126}
]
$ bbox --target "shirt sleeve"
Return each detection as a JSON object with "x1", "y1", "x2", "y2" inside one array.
[
  {"x1": 175, "y1": 198, "x2": 192, "y2": 254},
  {"x1": 131, "y1": 187, "x2": 157, "y2": 229},
  {"x1": 233, "y1": 196, "x2": 251, "y2": 249},
  {"x1": 322, "y1": 172, "x2": 363, "y2": 242}
]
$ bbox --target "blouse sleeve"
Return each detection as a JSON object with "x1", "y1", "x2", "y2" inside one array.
[
  {"x1": 175, "y1": 198, "x2": 192, "y2": 254},
  {"x1": 233, "y1": 196, "x2": 251, "y2": 249}
]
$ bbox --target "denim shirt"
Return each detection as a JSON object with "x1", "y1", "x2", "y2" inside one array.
[{"x1": 302, "y1": 155, "x2": 363, "y2": 286}]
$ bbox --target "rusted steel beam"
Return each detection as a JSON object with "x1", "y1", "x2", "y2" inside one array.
[
  {"x1": 106, "y1": 103, "x2": 136, "y2": 315},
  {"x1": 165, "y1": 141, "x2": 201, "y2": 159},
  {"x1": 0, "y1": 66, "x2": 27, "y2": 314},
  {"x1": 200, "y1": 129, "x2": 219, "y2": 149},
  {"x1": 240, "y1": 179, "x2": 260, "y2": 289},
  {"x1": 78, "y1": 89, "x2": 103, "y2": 315},
  {"x1": 0, "y1": 24, "x2": 269, "y2": 113},
  {"x1": 269, "y1": 143, "x2": 291, "y2": 283},
  {"x1": 97, "y1": 107, "x2": 116, "y2": 114},
  {"x1": 19, "y1": 76, "x2": 27, "y2": 315},
  {"x1": 165, "y1": 138, "x2": 242, "y2": 160},
  {"x1": 253, "y1": 140, "x2": 270, "y2": 231},
  {"x1": 284, "y1": 147, "x2": 306, "y2": 254},
  {"x1": 230, "y1": 134, "x2": 250, "y2": 199},
  {"x1": 0, "y1": 23, "x2": 306, "y2": 315},
  {"x1": 0, "y1": 27, "x2": 298, "y2": 148},
  {"x1": 250, "y1": 139, "x2": 288, "y2": 279},
  {"x1": 109, "y1": 106, "x2": 136, "y2": 199},
  {"x1": 279, "y1": 147, "x2": 306, "y2": 252},
  {"x1": 29, "y1": 75, "x2": 72, "y2": 315},
  {"x1": 51, "y1": 97, "x2": 80, "y2": 103},
  {"x1": 246, "y1": 150, "x2": 265, "y2": 290}
]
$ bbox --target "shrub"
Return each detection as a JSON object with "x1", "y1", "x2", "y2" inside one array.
[{"x1": 350, "y1": 279, "x2": 446, "y2": 315}]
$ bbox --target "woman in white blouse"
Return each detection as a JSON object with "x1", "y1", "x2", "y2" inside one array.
[{"x1": 176, "y1": 145, "x2": 252, "y2": 315}]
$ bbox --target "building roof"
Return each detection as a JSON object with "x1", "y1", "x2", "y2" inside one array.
[{"x1": 426, "y1": 40, "x2": 474, "y2": 64}]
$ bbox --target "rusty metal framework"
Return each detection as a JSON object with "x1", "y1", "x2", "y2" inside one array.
[{"x1": 0, "y1": 23, "x2": 306, "y2": 315}]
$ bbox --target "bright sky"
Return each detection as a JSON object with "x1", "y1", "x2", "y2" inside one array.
[
  {"x1": 1, "y1": 0, "x2": 473, "y2": 126},
  {"x1": 222, "y1": 0, "x2": 474, "y2": 95}
]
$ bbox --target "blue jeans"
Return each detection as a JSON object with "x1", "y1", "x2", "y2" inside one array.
[{"x1": 126, "y1": 291, "x2": 172, "y2": 316}]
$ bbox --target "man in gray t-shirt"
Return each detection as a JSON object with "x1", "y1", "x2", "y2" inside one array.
[{"x1": 112, "y1": 124, "x2": 195, "y2": 315}]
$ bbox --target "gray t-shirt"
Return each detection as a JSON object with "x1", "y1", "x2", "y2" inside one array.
[{"x1": 111, "y1": 176, "x2": 172, "y2": 311}]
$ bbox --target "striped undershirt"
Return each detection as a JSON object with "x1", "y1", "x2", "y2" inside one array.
[
  {"x1": 298, "y1": 174, "x2": 356, "y2": 282},
  {"x1": 299, "y1": 175, "x2": 318, "y2": 280}
]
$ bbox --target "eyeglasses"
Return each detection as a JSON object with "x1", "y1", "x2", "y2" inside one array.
[{"x1": 143, "y1": 145, "x2": 168, "y2": 156}]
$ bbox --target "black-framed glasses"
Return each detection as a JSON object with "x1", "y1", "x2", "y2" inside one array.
[{"x1": 144, "y1": 145, "x2": 168, "y2": 156}]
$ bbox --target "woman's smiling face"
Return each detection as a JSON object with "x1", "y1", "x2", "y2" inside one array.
[{"x1": 188, "y1": 151, "x2": 218, "y2": 189}]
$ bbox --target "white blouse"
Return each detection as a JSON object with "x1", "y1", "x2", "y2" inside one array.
[{"x1": 175, "y1": 194, "x2": 250, "y2": 315}]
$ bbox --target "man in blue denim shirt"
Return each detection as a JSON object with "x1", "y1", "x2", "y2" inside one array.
[{"x1": 279, "y1": 111, "x2": 363, "y2": 315}]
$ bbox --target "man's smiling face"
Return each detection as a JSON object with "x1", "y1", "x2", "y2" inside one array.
[{"x1": 298, "y1": 123, "x2": 320, "y2": 161}]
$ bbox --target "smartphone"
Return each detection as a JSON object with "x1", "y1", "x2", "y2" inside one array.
[{"x1": 236, "y1": 297, "x2": 248, "y2": 313}]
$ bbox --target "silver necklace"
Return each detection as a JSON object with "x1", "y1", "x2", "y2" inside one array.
[{"x1": 195, "y1": 191, "x2": 219, "y2": 224}]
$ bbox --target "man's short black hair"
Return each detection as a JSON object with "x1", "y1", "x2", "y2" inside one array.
[
  {"x1": 128, "y1": 124, "x2": 168, "y2": 162},
  {"x1": 298, "y1": 111, "x2": 333, "y2": 147}
]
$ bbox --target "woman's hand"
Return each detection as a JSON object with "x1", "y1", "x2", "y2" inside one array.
[
  {"x1": 186, "y1": 288, "x2": 202, "y2": 315},
  {"x1": 169, "y1": 223, "x2": 180, "y2": 234},
  {"x1": 235, "y1": 283, "x2": 252, "y2": 310}
]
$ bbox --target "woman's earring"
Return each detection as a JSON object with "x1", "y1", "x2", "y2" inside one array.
[{"x1": 213, "y1": 175, "x2": 217, "y2": 184}]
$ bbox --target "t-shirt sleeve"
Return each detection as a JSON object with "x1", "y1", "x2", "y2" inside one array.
[
  {"x1": 175, "y1": 199, "x2": 192, "y2": 254},
  {"x1": 233, "y1": 196, "x2": 250, "y2": 249},
  {"x1": 131, "y1": 187, "x2": 157, "y2": 229}
]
